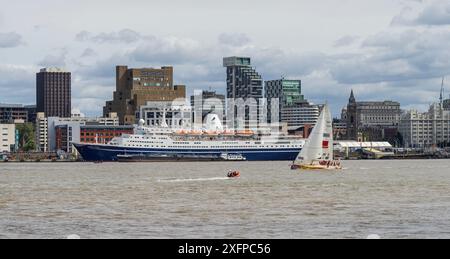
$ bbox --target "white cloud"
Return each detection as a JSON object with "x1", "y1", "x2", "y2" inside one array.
[
  {"x1": 332, "y1": 30, "x2": 450, "y2": 84},
  {"x1": 75, "y1": 29, "x2": 143, "y2": 44},
  {"x1": 38, "y1": 49, "x2": 68, "y2": 68},
  {"x1": 0, "y1": 64, "x2": 36, "y2": 104},
  {"x1": 218, "y1": 33, "x2": 252, "y2": 47},
  {"x1": 0, "y1": 32, "x2": 23, "y2": 48},
  {"x1": 80, "y1": 48, "x2": 97, "y2": 58},
  {"x1": 72, "y1": 97, "x2": 106, "y2": 116},
  {"x1": 333, "y1": 35, "x2": 360, "y2": 48},
  {"x1": 130, "y1": 36, "x2": 209, "y2": 65},
  {"x1": 392, "y1": 0, "x2": 450, "y2": 26}
]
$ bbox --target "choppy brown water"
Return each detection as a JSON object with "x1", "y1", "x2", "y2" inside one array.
[{"x1": 0, "y1": 160, "x2": 449, "y2": 239}]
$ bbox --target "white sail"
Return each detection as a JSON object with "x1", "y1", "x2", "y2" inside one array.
[
  {"x1": 294, "y1": 104, "x2": 333, "y2": 165},
  {"x1": 324, "y1": 105, "x2": 334, "y2": 161}
]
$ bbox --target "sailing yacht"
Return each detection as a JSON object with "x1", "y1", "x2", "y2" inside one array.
[{"x1": 291, "y1": 104, "x2": 343, "y2": 170}]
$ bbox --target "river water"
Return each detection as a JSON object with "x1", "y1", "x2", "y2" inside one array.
[{"x1": 0, "y1": 160, "x2": 449, "y2": 239}]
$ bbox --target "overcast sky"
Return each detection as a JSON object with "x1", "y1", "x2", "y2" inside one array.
[{"x1": 1, "y1": 0, "x2": 450, "y2": 116}]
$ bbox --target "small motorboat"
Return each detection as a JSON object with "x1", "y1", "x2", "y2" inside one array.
[{"x1": 227, "y1": 171, "x2": 241, "y2": 178}]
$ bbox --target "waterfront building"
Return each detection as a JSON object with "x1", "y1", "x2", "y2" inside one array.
[
  {"x1": 103, "y1": 66, "x2": 186, "y2": 125},
  {"x1": 36, "y1": 112, "x2": 120, "y2": 152},
  {"x1": 0, "y1": 104, "x2": 36, "y2": 124},
  {"x1": 264, "y1": 78, "x2": 319, "y2": 131},
  {"x1": 346, "y1": 90, "x2": 401, "y2": 141},
  {"x1": 36, "y1": 113, "x2": 48, "y2": 152},
  {"x1": 399, "y1": 103, "x2": 450, "y2": 148},
  {"x1": 223, "y1": 57, "x2": 263, "y2": 128},
  {"x1": 280, "y1": 103, "x2": 320, "y2": 132},
  {"x1": 265, "y1": 79, "x2": 304, "y2": 122},
  {"x1": 36, "y1": 68, "x2": 71, "y2": 118},
  {"x1": 333, "y1": 119, "x2": 348, "y2": 140},
  {"x1": 0, "y1": 124, "x2": 15, "y2": 153},
  {"x1": 56, "y1": 124, "x2": 133, "y2": 152},
  {"x1": 139, "y1": 101, "x2": 192, "y2": 128}
]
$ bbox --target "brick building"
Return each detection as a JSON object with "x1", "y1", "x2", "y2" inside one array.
[{"x1": 103, "y1": 66, "x2": 186, "y2": 125}]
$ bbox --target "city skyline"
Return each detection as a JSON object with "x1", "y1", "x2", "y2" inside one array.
[{"x1": 1, "y1": 0, "x2": 450, "y2": 116}]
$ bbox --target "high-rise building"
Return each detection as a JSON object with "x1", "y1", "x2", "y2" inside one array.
[
  {"x1": 400, "y1": 103, "x2": 450, "y2": 148},
  {"x1": 265, "y1": 79, "x2": 304, "y2": 106},
  {"x1": 223, "y1": 57, "x2": 263, "y2": 128},
  {"x1": 103, "y1": 66, "x2": 186, "y2": 125},
  {"x1": 346, "y1": 90, "x2": 401, "y2": 141},
  {"x1": 36, "y1": 68, "x2": 71, "y2": 118}
]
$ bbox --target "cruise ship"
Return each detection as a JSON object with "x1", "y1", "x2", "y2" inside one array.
[{"x1": 73, "y1": 117, "x2": 305, "y2": 162}]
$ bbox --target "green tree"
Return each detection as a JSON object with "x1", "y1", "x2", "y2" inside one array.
[{"x1": 16, "y1": 123, "x2": 36, "y2": 152}]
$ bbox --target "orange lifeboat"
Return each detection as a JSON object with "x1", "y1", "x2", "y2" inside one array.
[
  {"x1": 176, "y1": 130, "x2": 187, "y2": 135},
  {"x1": 236, "y1": 130, "x2": 254, "y2": 136},
  {"x1": 222, "y1": 130, "x2": 235, "y2": 136},
  {"x1": 227, "y1": 171, "x2": 241, "y2": 178},
  {"x1": 204, "y1": 131, "x2": 219, "y2": 136}
]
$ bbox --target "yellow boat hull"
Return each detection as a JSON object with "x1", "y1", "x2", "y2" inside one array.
[
  {"x1": 291, "y1": 163, "x2": 343, "y2": 170},
  {"x1": 299, "y1": 165, "x2": 342, "y2": 170}
]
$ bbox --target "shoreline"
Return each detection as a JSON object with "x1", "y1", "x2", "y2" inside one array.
[{"x1": 2, "y1": 157, "x2": 450, "y2": 163}]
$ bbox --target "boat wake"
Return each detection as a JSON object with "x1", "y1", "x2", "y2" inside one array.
[{"x1": 157, "y1": 177, "x2": 230, "y2": 183}]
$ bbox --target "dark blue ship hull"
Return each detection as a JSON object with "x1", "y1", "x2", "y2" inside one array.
[{"x1": 73, "y1": 143, "x2": 300, "y2": 162}]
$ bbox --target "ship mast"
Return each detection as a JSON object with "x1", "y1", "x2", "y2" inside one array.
[{"x1": 440, "y1": 77, "x2": 445, "y2": 108}]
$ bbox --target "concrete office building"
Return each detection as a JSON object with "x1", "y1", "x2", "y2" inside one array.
[
  {"x1": 280, "y1": 104, "x2": 320, "y2": 131},
  {"x1": 36, "y1": 68, "x2": 71, "y2": 118},
  {"x1": 400, "y1": 103, "x2": 450, "y2": 148},
  {"x1": 0, "y1": 104, "x2": 36, "y2": 124},
  {"x1": 0, "y1": 124, "x2": 15, "y2": 153},
  {"x1": 103, "y1": 66, "x2": 186, "y2": 125},
  {"x1": 36, "y1": 113, "x2": 48, "y2": 152},
  {"x1": 36, "y1": 112, "x2": 120, "y2": 152}
]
